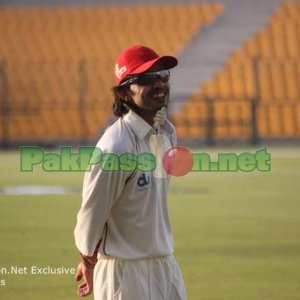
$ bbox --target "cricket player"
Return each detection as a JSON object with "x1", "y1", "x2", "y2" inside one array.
[{"x1": 74, "y1": 45, "x2": 187, "y2": 300}]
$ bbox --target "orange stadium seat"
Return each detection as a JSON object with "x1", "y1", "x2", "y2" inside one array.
[
  {"x1": 0, "y1": 3, "x2": 223, "y2": 143},
  {"x1": 173, "y1": 1, "x2": 300, "y2": 141}
]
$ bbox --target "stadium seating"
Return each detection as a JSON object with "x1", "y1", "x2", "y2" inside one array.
[
  {"x1": 0, "y1": 3, "x2": 222, "y2": 143},
  {"x1": 174, "y1": 2, "x2": 300, "y2": 141}
]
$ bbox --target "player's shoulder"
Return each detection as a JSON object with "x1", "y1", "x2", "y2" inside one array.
[{"x1": 96, "y1": 117, "x2": 136, "y2": 154}]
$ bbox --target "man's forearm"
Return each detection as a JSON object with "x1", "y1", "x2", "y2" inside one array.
[{"x1": 80, "y1": 240, "x2": 100, "y2": 265}]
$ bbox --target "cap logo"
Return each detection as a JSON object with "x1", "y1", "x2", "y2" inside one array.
[{"x1": 115, "y1": 63, "x2": 127, "y2": 79}]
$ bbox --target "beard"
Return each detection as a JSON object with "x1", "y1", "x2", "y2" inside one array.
[
  {"x1": 144, "y1": 86, "x2": 170, "y2": 113},
  {"x1": 123, "y1": 84, "x2": 170, "y2": 125}
]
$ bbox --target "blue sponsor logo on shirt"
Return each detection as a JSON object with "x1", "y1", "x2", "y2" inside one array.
[{"x1": 137, "y1": 173, "x2": 150, "y2": 188}]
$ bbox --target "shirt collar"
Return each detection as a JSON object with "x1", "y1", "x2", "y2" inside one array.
[{"x1": 123, "y1": 109, "x2": 174, "y2": 140}]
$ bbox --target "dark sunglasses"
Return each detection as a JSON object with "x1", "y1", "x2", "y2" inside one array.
[{"x1": 120, "y1": 69, "x2": 170, "y2": 87}]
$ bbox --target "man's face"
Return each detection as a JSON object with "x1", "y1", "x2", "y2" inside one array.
[{"x1": 128, "y1": 64, "x2": 170, "y2": 115}]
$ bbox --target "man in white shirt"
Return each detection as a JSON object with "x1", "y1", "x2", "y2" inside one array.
[{"x1": 74, "y1": 45, "x2": 187, "y2": 300}]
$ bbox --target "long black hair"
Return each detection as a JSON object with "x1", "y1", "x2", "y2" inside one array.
[{"x1": 111, "y1": 86, "x2": 129, "y2": 117}]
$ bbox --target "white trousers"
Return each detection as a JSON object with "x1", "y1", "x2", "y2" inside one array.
[{"x1": 93, "y1": 255, "x2": 187, "y2": 300}]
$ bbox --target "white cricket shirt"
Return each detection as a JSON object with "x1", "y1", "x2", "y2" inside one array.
[{"x1": 74, "y1": 109, "x2": 177, "y2": 259}]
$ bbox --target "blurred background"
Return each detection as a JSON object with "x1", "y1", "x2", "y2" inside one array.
[
  {"x1": 1, "y1": 0, "x2": 299, "y2": 147},
  {"x1": 0, "y1": 1, "x2": 300, "y2": 299}
]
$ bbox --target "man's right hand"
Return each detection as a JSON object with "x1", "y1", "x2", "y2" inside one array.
[{"x1": 75, "y1": 259, "x2": 96, "y2": 297}]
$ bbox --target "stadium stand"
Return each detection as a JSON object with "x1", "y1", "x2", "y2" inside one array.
[
  {"x1": 173, "y1": 2, "x2": 300, "y2": 143},
  {"x1": 0, "y1": 3, "x2": 222, "y2": 144}
]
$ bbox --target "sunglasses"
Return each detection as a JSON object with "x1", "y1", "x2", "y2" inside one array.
[{"x1": 120, "y1": 69, "x2": 170, "y2": 87}]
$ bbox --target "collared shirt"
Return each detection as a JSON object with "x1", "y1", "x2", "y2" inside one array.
[{"x1": 74, "y1": 109, "x2": 177, "y2": 259}]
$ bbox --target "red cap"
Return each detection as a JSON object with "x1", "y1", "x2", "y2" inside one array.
[{"x1": 114, "y1": 45, "x2": 178, "y2": 85}]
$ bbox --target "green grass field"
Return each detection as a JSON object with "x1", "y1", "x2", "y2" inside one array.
[{"x1": 0, "y1": 146, "x2": 300, "y2": 300}]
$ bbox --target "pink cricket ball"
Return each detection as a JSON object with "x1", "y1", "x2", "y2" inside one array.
[{"x1": 162, "y1": 146, "x2": 193, "y2": 177}]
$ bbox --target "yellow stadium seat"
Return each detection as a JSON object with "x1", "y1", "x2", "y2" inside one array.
[
  {"x1": 296, "y1": 104, "x2": 300, "y2": 135},
  {"x1": 0, "y1": 3, "x2": 223, "y2": 143},
  {"x1": 282, "y1": 105, "x2": 296, "y2": 137},
  {"x1": 284, "y1": 62, "x2": 298, "y2": 100},
  {"x1": 285, "y1": 22, "x2": 299, "y2": 57},
  {"x1": 268, "y1": 106, "x2": 282, "y2": 137},
  {"x1": 172, "y1": 2, "x2": 300, "y2": 140}
]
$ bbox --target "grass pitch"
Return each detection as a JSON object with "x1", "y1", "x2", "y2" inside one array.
[{"x1": 0, "y1": 146, "x2": 299, "y2": 300}]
